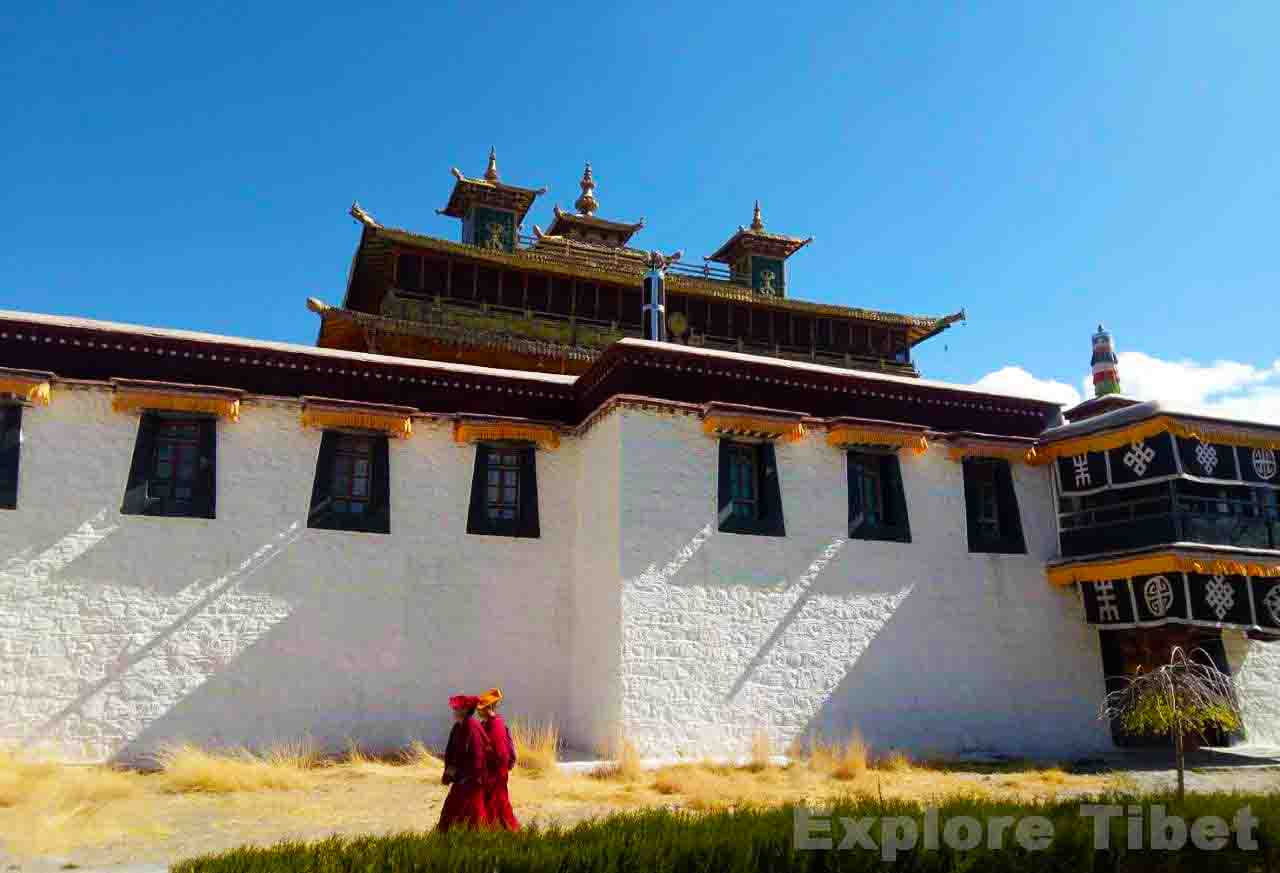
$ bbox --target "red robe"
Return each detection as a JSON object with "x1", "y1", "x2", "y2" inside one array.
[
  {"x1": 481, "y1": 713, "x2": 519, "y2": 831},
  {"x1": 437, "y1": 716, "x2": 492, "y2": 832}
]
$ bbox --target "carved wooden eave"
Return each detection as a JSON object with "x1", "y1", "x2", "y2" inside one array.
[
  {"x1": 300, "y1": 396, "x2": 415, "y2": 438},
  {"x1": 700, "y1": 401, "x2": 807, "y2": 442},
  {"x1": 110, "y1": 378, "x2": 244, "y2": 421},
  {"x1": 0, "y1": 367, "x2": 53, "y2": 406}
]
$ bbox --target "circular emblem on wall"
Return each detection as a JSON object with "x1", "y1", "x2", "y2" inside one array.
[
  {"x1": 1265, "y1": 585, "x2": 1280, "y2": 626},
  {"x1": 667, "y1": 311, "x2": 689, "y2": 337},
  {"x1": 1144, "y1": 575, "x2": 1175, "y2": 617},
  {"x1": 1253, "y1": 448, "x2": 1278, "y2": 481}
]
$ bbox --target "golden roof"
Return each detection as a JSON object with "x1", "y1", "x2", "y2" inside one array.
[
  {"x1": 437, "y1": 147, "x2": 547, "y2": 222},
  {"x1": 706, "y1": 201, "x2": 813, "y2": 263}
]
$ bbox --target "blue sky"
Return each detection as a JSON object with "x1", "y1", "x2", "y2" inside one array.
[{"x1": 3, "y1": 3, "x2": 1278, "y2": 416}]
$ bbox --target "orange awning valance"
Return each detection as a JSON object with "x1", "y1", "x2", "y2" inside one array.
[
  {"x1": 453, "y1": 417, "x2": 560, "y2": 450},
  {"x1": 0, "y1": 368, "x2": 52, "y2": 406},
  {"x1": 111, "y1": 379, "x2": 242, "y2": 421},
  {"x1": 301, "y1": 397, "x2": 415, "y2": 439}
]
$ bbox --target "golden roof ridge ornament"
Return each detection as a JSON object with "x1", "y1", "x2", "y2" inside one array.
[
  {"x1": 574, "y1": 162, "x2": 599, "y2": 216},
  {"x1": 484, "y1": 146, "x2": 499, "y2": 182},
  {"x1": 751, "y1": 199, "x2": 764, "y2": 231}
]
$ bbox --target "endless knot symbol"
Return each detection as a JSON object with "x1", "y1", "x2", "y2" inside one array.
[
  {"x1": 1071, "y1": 454, "x2": 1092, "y2": 488},
  {"x1": 1264, "y1": 585, "x2": 1280, "y2": 625},
  {"x1": 1253, "y1": 448, "x2": 1278, "y2": 481},
  {"x1": 1123, "y1": 440, "x2": 1156, "y2": 477},
  {"x1": 1144, "y1": 576, "x2": 1175, "y2": 617},
  {"x1": 1095, "y1": 581, "x2": 1121, "y2": 623},
  {"x1": 1195, "y1": 441, "x2": 1218, "y2": 476},
  {"x1": 1205, "y1": 574, "x2": 1234, "y2": 621}
]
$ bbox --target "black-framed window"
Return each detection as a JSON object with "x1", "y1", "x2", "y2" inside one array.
[
  {"x1": 467, "y1": 443, "x2": 539, "y2": 538},
  {"x1": 962, "y1": 458, "x2": 1026, "y2": 553},
  {"x1": 122, "y1": 413, "x2": 217, "y2": 518},
  {"x1": 847, "y1": 450, "x2": 911, "y2": 542},
  {"x1": 717, "y1": 439, "x2": 785, "y2": 536},
  {"x1": 0, "y1": 405, "x2": 21, "y2": 510},
  {"x1": 308, "y1": 431, "x2": 391, "y2": 534}
]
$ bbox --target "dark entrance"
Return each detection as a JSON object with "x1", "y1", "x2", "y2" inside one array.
[{"x1": 1098, "y1": 625, "x2": 1236, "y2": 748}]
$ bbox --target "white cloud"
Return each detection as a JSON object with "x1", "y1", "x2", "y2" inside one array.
[
  {"x1": 1085, "y1": 352, "x2": 1280, "y2": 424},
  {"x1": 973, "y1": 353, "x2": 1280, "y2": 424},
  {"x1": 972, "y1": 366, "x2": 1083, "y2": 407}
]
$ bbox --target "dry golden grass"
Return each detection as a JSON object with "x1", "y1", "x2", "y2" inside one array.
[
  {"x1": 744, "y1": 730, "x2": 774, "y2": 773},
  {"x1": 0, "y1": 745, "x2": 158, "y2": 856},
  {"x1": 0, "y1": 733, "x2": 1133, "y2": 863},
  {"x1": 593, "y1": 734, "x2": 643, "y2": 783},
  {"x1": 807, "y1": 731, "x2": 869, "y2": 781},
  {"x1": 155, "y1": 743, "x2": 315, "y2": 794},
  {"x1": 510, "y1": 719, "x2": 560, "y2": 777}
]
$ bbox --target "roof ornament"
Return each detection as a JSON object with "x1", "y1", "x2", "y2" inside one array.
[
  {"x1": 750, "y1": 199, "x2": 764, "y2": 232},
  {"x1": 645, "y1": 249, "x2": 684, "y2": 271},
  {"x1": 574, "y1": 162, "x2": 599, "y2": 216},
  {"x1": 483, "y1": 146, "x2": 499, "y2": 182},
  {"x1": 348, "y1": 201, "x2": 380, "y2": 228}
]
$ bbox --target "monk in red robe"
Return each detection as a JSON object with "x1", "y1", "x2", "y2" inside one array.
[
  {"x1": 437, "y1": 694, "x2": 493, "y2": 832},
  {"x1": 476, "y1": 687, "x2": 519, "y2": 831}
]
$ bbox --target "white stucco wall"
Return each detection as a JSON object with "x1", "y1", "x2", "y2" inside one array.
[
  {"x1": 565, "y1": 412, "x2": 622, "y2": 753},
  {"x1": 614, "y1": 409, "x2": 1113, "y2": 759},
  {"x1": 1222, "y1": 629, "x2": 1280, "y2": 746},
  {"x1": 1, "y1": 386, "x2": 574, "y2": 762},
  {"x1": 16, "y1": 388, "x2": 1277, "y2": 765}
]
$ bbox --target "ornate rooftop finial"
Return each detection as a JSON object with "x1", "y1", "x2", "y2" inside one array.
[
  {"x1": 483, "y1": 146, "x2": 499, "y2": 182},
  {"x1": 574, "y1": 162, "x2": 598, "y2": 216},
  {"x1": 750, "y1": 200, "x2": 764, "y2": 231},
  {"x1": 1091, "y1": 323, "x2": 1121, "y2": 397}
]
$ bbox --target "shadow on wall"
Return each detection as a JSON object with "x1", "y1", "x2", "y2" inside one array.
[
  {"x1": 799, "y1": 559, "x2": 1113, "y2": 760},
  {"x1": 3, "y1": 512, "x2": 559, "y2": 763}
]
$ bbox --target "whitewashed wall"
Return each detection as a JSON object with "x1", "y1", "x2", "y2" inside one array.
[
  {"x1": 566, "y1": 412, "x2": 622, "y2": 754},
  {"x1": 614, "y1": 409, "x2": 1114, "y2": 759},
  {"x1": 9, "y1": 388, "x2": 1276, "y2": 765},
  {"x1": 0, "y1": 386, "x2": 574, "y2": 762},
  {"x1": 1222, "y1": 630, "x2": 1280, "y2": 746}
]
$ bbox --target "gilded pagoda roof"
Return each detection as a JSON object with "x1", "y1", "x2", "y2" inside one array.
[
  {"x1": 543, "y1": 164, "x2": 644, "y2": 246},
  {"x1": 437, "y1": 148, "x2": 547, "y2": 223},
  {"x1": 545, "y1": 205, "x2": 645, "y2": 238},
  {"x1": 706, "y1": 202, "x2": 813, "y2": 263}
]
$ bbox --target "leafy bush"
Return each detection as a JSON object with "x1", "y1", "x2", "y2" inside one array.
[{"x1": 174, "y1": 792, "x2": 1279, "y2": 873}]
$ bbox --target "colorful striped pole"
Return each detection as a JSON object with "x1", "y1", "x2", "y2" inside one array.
[{"x1": 1091, "y1": 324, "x2": 1121, "y2": 396}]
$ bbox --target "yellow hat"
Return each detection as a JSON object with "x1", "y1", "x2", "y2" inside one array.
[{"x1": 476, "y1": 687, "x2": 503, "y2": 710}]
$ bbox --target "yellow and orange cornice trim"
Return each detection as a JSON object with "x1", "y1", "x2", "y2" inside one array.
[
  {"x1": 825, "y1": 417, "x2": 928, "y2": 454},
  {"x1": 0, "y1": 368, "x2": 53, "y2": 406},
  {"x1": 1031, "y1": 415, "x2": 1280, "y2": 466},
  {"x1": 111, "y1": 379, "x2": 242, "y2": 421},
  {"x1": 940, "y1": 433, "x2": 1038, "y2": 463},
  {"x1": 453, "y1": 416, "x2": 561, "y2": 450},
  {"x1": 700, "y1": 402, "x2": 807, "y2": 443},
  {"x1": 1047, "y1": 551, "x2": 1280, "y2": 587},
  {"x1": 301, "y1": 396, "x2": 415, "y2": 439}
]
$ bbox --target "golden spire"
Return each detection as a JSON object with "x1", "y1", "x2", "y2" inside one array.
[
  {"x1": 484, "y1": 146, "x2": 499, "y2": 182},
  {"x1": 574, "y1": 162, "x2": 599, "y2": 216},
  {"x1": 750, "y1": 200, "x2": 764, "y2": 231}
]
